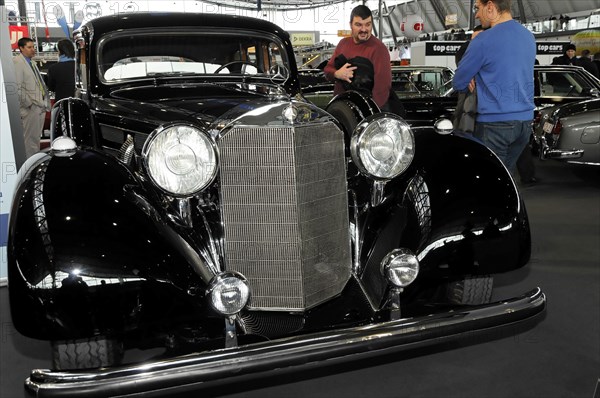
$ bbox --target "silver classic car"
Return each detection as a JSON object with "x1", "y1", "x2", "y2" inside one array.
[
  {"x1": 533, "y1": 65, "x2": 600, "y2": 136},
  {"x1": 536, "y1": 98, "x2": 600, "y2": 165}
]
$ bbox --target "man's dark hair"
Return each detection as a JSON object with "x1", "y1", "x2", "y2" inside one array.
[
  {"x1": 57, "y1": 39, "x2": 75, "y2": 58},
  {"x1": 17, "y1": 37, "x2": 33, "y2": 49},
  {"x1": 480, "y1": 0, "x2": 512, "y2": 13},
  {"x1": 350, "y1": 5, "x2": 372, "y2": 23}
]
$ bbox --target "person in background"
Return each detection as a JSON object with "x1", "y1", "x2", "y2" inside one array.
[
  {"x1": 516, "y1": 57, "x2": 540, "y2": 186},
  {"x1": 47, "y1": 39, "x2": 76, "y2": 102},
  {"x1": 552, "y1": 43, "x2": 578, "y2": 66},
  {"x1": 593, "y1": 52, "x2": 600, "y2": 75},
  {"x1": 577, "y1": 49, "x2": 599, "y2": 79},
  {"x1": 13, "y1": 37, "x2": 50, "y2": 158},
  {"x1": 453, "y1": 0, "x2": 536, "y2": 173},
  {"x1": 324, "y1": 5, "x2": 396, "y2": 112}
]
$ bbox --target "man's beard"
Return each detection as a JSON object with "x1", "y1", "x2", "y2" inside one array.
[{"x1": 356, "y1": 32, "x2": 370, "y2": 42}]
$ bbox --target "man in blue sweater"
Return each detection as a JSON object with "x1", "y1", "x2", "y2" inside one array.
[{"x1": 453, "y1": 0, "x2": 535, "y2": 172}]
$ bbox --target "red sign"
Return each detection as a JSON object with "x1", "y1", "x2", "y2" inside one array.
[{"x1": 9, "y1": 26, "x2": 29, "y2": 50}]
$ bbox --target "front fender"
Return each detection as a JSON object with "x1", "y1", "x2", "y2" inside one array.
[
  {"x1": 50, "y1": 98, "x2": 95, "y2": 147},
  {"x1": 403, "y1": 130, "x2": 530, "y2": 276},
  {"x1": 8, "y1": 150, "x2": 211, "y2": 340}
]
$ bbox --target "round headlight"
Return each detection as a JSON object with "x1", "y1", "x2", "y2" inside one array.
[
  {"x1": 208, "y1": 272, "x2": 251, "y2": 316},
  {"x1": 381, "y1": 249, "x2": 419, "y2": 288},
  {"x1": 351, "y1": 114, "x2": 414, "y2": 180},
  {"x1": 143, "y1": 124, "x2": 218, "y2": 196}
]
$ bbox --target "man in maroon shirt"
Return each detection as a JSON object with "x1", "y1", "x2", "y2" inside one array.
[{"x1": 324, "y1": 5, "x2": 392, "y2": 110}]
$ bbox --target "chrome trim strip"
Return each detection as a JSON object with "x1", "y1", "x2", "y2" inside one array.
[
  {"x1": 544, "y1": 148, "x2": 584, "y2": 160},
  {"x1": 26, "y1": 288, "x2": 545, "y2": 398}
]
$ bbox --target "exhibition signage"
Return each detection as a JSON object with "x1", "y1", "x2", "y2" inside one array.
[
  {"x1": 290, "y1": 32, "x2": 315, "y2": 46},
  {"x1": 0, "y1": 64, "x2": 17, "y2": 281},
  {"x1": 426, "y1": 41, "x2": 572, "y2": 56},
  {"x1": 425, "y1": 41, "x2": 465, "y2": 56},
  {"x1": 9, "y1": 25, "x2": 28, "y2": 49},
  {"x1": 1, "y1": 5, "x2": 25, "y2": 282},
  {"x1": 536, "y1": 42, "x2": 572, "y2": 55}
]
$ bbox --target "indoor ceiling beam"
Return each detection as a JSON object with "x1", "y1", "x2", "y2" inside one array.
[
  {"x1": 515, "y1": 0, "x2": 527, "y2": 23},
  {"x1": 412, "y1": 0, "x2": 437, "y2": 34},
  {"x1": 384, "y1": 3, "x2": 400, "y2": 45},
  {"x1": 428, "y1": 0, "x2": 448, "y2": 29}
]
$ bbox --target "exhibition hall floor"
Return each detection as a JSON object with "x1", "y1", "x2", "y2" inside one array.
[{"x1": 1, "y1": 157, "x2": 598, "y2": 398}]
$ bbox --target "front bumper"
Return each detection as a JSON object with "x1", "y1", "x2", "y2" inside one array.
[{"x1": 26, "y1": 288, "x2": 546, "y2": 398}]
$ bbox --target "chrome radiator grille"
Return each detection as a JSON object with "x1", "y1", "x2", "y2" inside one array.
[{"x1": 218, "y1": 122, "x2": 351, "y2": 311}]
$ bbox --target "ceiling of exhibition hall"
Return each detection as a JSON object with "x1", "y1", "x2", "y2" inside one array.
[
  {"x1": 9, "y1": 0, "x2": 599, "y2": 42},
  {"x1": 198, "y1": 0, "x2": 599, "y2": 21},
  {"x1": 369, "y1": 0, "x2": 600, "y2": 34}
]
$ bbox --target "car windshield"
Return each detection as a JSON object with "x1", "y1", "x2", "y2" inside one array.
[
  {"x1": 97, "y1": 30, "x2": 288, "y2": 84},
  {"x1": 392, "y1": 68, "x2": 454, "y2": 98}
]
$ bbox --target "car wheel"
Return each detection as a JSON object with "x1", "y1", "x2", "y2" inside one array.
[
  {"x1": 446, "y1": 275, "x2": 493, "y2": 305},
  {"x1": 51, "y1": 337, "x2": 123, "y2": 370},
  {"x1": 326, "y1": 100, "x2": 359, "y2": 136}
]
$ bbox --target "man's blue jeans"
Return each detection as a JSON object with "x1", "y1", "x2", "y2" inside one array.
[{"x1": 474, "y1": 120, "x2": 532, "y2": 172}]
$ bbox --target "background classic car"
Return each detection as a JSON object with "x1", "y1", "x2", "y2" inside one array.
[
  {"x1": 533, "y1": 65, "x2": 600, "y2": 135},
  {"x1": 302, "y1": 65, "x2": 457, "y2": 126},
  {"x1": 536, "y1": 97, "x2": 600, "y2": 165},
  {"x1": 8, "y1": 12, "x2": 545, "y2": 397}
]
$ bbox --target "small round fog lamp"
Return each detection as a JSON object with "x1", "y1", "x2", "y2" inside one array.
[
  {"x1": 208, "y1": 272, "x2": 250, "y2": 316},
  {"x1": 381, "y1": 249, "x2": 419, "y2": 288},
  {"x1": 434, "y1": 118, "x2": 453, "y2": 135},
  {"x1": 51, "y1": 135, "x2": 77, "y2": 152}
]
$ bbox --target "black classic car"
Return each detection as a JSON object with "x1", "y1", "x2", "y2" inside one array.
[{"x1": 8, "y1": 13, "x2": 545, "y2": 397}]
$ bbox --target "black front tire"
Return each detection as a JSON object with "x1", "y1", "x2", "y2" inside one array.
[
  {"x1": 52, "y1": 337, "x2": 123, "y2": 370},
  {"x1": 326, "y1": 100, "x2": 359, "y2": 136},
  {"x1": 446, "y1": 275, "x2": 494, "y2": 305}
]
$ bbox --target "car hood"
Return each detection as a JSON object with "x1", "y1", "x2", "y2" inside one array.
[{"x1": 94, "y1": 83, "x2": 286, "y2": 131}]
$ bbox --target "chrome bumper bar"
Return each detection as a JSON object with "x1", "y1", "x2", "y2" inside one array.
[
  {"x1": 544, "y1": 148, "x2": 584, "y2": 160},
  {"x1": 26, "y1": 288, "x2": 546, "y2": 398},
  {"x1": 538, "y1": 136, "x2": 584, "y2": 160}
]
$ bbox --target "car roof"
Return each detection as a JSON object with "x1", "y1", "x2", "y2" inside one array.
[{"x1": 79, "y1": 12, "x2": 290, "y2": 42}]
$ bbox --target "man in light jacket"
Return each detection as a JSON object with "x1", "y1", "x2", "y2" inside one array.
[{"x1": 13, "y1": 37, "x2": 50, "y2": 158}]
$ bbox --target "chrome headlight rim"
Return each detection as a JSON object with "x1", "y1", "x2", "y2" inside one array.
[
  {"x1": 142, "y1": 123, "x2": 219, "y2": 197},
  {"x1": 381, "y1": 248, "x2": 420, "y2": 288},
  {"x1": 350, "y1": 113, "x2": 415, "y2": 181},
  {"x1": 207, "y1": 271, "x2": 251, "y2": 316}
]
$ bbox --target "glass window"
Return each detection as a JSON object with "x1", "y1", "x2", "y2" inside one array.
[
  {"x1": 538, "y1": 71, "x2": 596, "y2": 97},
  {"x1": 392, "y1": 68, "x2": 454, "y2": 98},
  {"x1": 97, "y1": 30, "x2": 289, "y2": 84}
]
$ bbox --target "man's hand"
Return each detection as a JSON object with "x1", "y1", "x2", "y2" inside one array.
[
  {"x1": 468, "y1": 78, "x2": 476, "y2": 93},
  {"x1": 334, "y1": 63, "x2": 357, "y2": 83}
]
